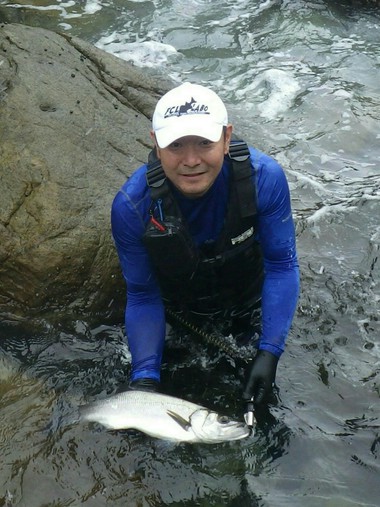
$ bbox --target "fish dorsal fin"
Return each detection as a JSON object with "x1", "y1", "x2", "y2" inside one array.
[{"x1": 166, "y1": 410, "x2": 191, "y2": 432}]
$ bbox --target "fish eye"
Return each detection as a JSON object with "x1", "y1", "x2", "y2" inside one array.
[{"x1": 217, "y1": 415, "x2": 231, "y2": 424}]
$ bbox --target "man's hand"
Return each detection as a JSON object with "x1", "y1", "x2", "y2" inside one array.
[
  {"x1": 242, "y1": 350, "x2": 278, "y2": 405},
  {"x1": 117, "y1": 378, "x2": 159, "y2": 394},
  {"x1": 129, "y1": 378, "x2": 159, "y2": 392}
]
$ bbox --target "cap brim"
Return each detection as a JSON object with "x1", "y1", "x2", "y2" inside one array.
[{"x1": 155, "y1": 117, "x2": 224, "y2": 149}]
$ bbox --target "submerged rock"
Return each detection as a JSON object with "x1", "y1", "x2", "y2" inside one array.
[{"x1": 0, "y1": 23, "x2": 172, "y2": 326}]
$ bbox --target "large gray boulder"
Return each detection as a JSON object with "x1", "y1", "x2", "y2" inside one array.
[{"x1": 0, "y1": 23, "x2": 172, "y2": 326}]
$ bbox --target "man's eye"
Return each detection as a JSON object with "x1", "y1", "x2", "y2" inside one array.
[{"x1": 168, "y1": 142, "x2": 182, "y2": 150}]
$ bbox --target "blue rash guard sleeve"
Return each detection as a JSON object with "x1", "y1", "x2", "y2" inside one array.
[
  {"x1": 111, "y1": 168, "x2": 166, "y2": 382},
  {"x1": 252, "y1": 150, "x2": 300, "y2": 358}
]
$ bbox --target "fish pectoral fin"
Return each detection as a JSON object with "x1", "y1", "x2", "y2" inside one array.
[{"x1": 166, "y1": 410, "x2": 191, "y2": 432}]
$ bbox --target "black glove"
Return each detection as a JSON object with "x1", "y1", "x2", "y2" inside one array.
[
  {"x1": 116, "y1": 377, "x2": 159, "y2": 394},
  {"x1": 129, "y1": 378, "x2": 159, "y2": 392},
  {"x1": 242, "y1": 350, "x2": 278, "y2": 405}
]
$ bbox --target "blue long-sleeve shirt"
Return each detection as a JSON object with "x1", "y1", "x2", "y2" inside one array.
[{"x1": 111, "y1": 147, "x2": 300, "y2": 382}]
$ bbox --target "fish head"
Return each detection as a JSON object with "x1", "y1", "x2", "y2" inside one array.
[{"x1": 189, "y1": 409, "x2": 251, "y2": 443}]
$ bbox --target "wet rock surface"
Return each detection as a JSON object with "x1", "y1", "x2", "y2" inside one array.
[{"x1": 0, "y1": 23, "x2": 172, "y2": 325}]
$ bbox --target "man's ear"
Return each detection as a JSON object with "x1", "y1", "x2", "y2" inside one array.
[{"x1": 224, "y1": 124, "x2": 233, "y2": 154}]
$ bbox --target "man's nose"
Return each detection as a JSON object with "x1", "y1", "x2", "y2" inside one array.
[{"x1": 182, "y1": 145, "x2": 201, "y2": 167}]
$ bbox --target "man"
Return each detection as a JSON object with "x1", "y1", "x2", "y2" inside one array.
[{"x1": 111, "y1": 82, "x2": 299, "y2": 408}]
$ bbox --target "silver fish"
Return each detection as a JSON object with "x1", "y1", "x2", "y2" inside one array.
[{"x1": 80, "y1": 390, "x2": 251, "y2": 443}]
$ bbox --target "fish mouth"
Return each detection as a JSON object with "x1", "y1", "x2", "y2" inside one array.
[
  {"x1": 229, "y1": 424, "x2": 252, "y2": 440},
  {"x1": 198, "y1": 423, "x2": 251, "y2": 443},
  {"x1": 221, "y1": 420, "x2": 252, "y2": 441}
]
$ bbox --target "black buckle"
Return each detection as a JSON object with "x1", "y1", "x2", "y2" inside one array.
[
  {"x1": 228, "y1": 141, "x2": 250, "y2": 162},
  {"x1": 146, "y1": 160, "x2": 166, "y2": 188}
]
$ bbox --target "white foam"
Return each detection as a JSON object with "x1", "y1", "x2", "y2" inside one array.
[
  {"x1": 234, "y1": 68, "x2": 300, "y2": 120},
  {"x1": 257, "y1": 69, "x2": 300, "y2": 120},
  {"x1": 95, "y1": 37, "x2": 181, "y2": 68},
  {"x1": 306, "y1": 205, "x2": 332, "y2": 224},
  {"x1": 288, "y1": 169, "x2": 329, "y2": 194},
  {"x1": 84, "y1": 0, "x2": 103, "y2": 15},
  {"x1": 58, "y1": 22, "x2": 72, "y2": 30},
  {"x1": 7, "y1": 1, "x2": 92, "y2": 20},
  {"x1": 9, "y1": 1, "x2": 75, "y2": 13}
]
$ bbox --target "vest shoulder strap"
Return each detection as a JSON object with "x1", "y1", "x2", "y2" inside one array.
[
  {"x1": 228, "y1": 140, "x2": 256, "y2": 218},
  {"x1": 146, "y1": 147, "x2": 168, "y2": 202},
  {"x1": 146, "y1": 147, "x2": 179, "y2": 216}
]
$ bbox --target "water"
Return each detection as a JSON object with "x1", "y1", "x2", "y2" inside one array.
[{"x1": 0, "y1": 0, "x2": 379, "y2": 505}]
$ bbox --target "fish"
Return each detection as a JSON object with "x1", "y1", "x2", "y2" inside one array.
[{"x1": 79, "y1": 390, "x2": 251, "y2": 443}]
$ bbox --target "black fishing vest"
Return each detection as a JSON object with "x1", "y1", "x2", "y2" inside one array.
[{"x1": 142, "y1": 139, "x2": 264, "y2": 314}]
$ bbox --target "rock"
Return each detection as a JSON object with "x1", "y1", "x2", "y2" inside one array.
[{"x1": 0, "y1": 23, "x2": 173, "y2": 326}]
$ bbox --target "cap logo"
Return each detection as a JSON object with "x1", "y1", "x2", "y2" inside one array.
[{"x1": 163, "y1": 97, "x2": 210, "y2": 119}]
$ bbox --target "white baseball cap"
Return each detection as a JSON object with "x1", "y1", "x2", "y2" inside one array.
[{"x1": 152, "y1": 82, "x2": 228, "y2": 148}]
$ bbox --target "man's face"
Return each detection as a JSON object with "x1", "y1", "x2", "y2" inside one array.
[{"x1": 152, "y1": 125, "x2": 233, "y2": 199}]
